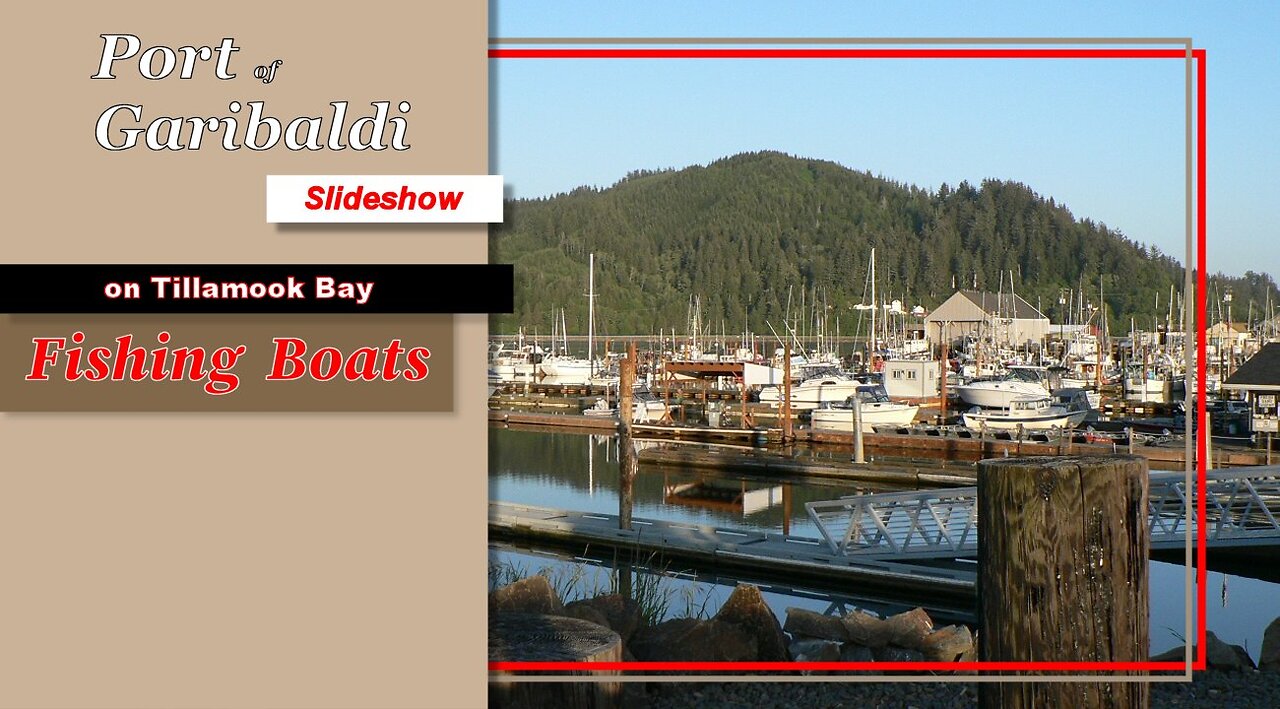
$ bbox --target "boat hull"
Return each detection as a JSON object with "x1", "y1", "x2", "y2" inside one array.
[
  {"x1": 961, "y1": 411, "x2": 1075, "y2": 430},
  {"x1": 759, "y1": 381, "x2": 863, "y2": 409},
  {"x1": 538, "y1": 358, "x2": 595, "y2": 383},
  {"x1": 954, "y1": 381, "x2": 1049, "y2": 409},
  {"x1": 811, "y1": 403, "x2": 920, "y2": 428}
]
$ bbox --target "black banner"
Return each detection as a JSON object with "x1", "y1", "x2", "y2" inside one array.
[{"x1": 0, "y1": 264, "x2": 513, "y2": 314}]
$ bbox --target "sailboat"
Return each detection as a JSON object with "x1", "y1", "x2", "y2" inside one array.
[{"x1": 537, "y1": 254, "x2": 600, "y2": 384}]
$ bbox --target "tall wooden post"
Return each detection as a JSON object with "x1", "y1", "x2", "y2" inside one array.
[
  {"x1": 782, "y1": 341, "x2": 794, "y2": 442},
  {"x1": 977, "y1": 455, "x2": 1149, "y2": 709},
  {"x1": 939, "y1": 333, "x2": 949, "y2": 424},
  {"x1": 660, "y1": 356, "x2": 673, "y2": 424},
  {"x1": 619, "y1": 343, "x2": 636, "y2": 437},
  {"x1": 617, "y1": 343, "x2": 638, "y2": 603},
  {"x1": 1203, "y1": 411, "x2": 1213, "y2": 469},
  {"x1": 852, "y1": 397, "x2": 865, "y2": 464},
  {"x1": 1096, "y1": 340, "x2": 1104, "y2": 391}
]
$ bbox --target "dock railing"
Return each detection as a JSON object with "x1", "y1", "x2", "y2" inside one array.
[{"x1": 807, "y1": 464, "x2": 1280, "y2": 558}]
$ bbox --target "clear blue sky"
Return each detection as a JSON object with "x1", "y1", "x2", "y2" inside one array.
[{"x1": 491, "y1": 1, "x2": 1280, "y2": 279}]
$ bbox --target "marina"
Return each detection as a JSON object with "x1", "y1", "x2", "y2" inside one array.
[
  {"x1": 487, "y1": 163, "x2": 1280, "y2": 683},
  {"x1": 489, "y1": 426, "x2": 1280, "y2": 659}
]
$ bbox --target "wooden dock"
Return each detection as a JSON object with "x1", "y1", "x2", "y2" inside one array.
[
  {"x1": 636, "y1": 446, "x2": 977, "y2": 487},
  {"x1": 489, "y1": 501, "x2": 977, "y2": 604},
  {"x1": 489, "y1": 409, "x2": 1269, "y2": 467},
  {"x1": 489, "y1": 409, "x2": 620, "y2": 433}
]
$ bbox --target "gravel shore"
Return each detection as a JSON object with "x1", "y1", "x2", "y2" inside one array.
[{"x1": 645, "y1": 670, "x2": 1280, "y2": 708}]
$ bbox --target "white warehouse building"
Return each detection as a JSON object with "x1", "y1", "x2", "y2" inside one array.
[{"x1": 923, "y1": 290, "x2": 1050, "y2": 349}]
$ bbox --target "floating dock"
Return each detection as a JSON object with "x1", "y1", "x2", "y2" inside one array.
[
  {"x1": 636, "y1": 446, "x2": 976, "y2": 487},
  {"x1": 489, "y1": 409, "x2": 1269, "y2": 468},
  {"x1": 489, "y1": 501, "x2": 977, "y2": 604}
]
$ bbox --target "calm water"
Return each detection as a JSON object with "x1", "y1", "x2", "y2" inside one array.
[{"x1": 489, "y1": 426, "x2": 1279, "y2": 657}]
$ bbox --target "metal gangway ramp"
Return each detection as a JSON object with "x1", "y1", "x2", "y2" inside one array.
[{"x1": 806, "y1": 466, "x2": 1280, "y2": 559}]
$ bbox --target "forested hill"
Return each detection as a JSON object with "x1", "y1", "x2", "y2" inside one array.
[{"x1": 491, "y1": 151, "x2": 1277, "y2": 338}]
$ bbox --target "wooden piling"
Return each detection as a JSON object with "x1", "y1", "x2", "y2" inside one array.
[
  {"x1": 782, "y1": 341, "x2": 794, "y2": 442},
  {"x1": 977, "y1": 455, "x2": 1149, "y2": 709},
  {"x1": 618, "y1": 343, "x2": 638, "y2": 601},
  {"x1": 1204, "y1": 412, "x2": 1214, "y2": 469},
  {"x1": 489, "y1": 614, "x2": 621, "y2": 709},
  {"x1": 852, "y1": 397, "x2": 865, "y2": 464},
  {"x1": 619, "y1": 344, "x2": 636, "y2": 436},
  {"x1": 939, "y1": 336, "x2": 949, "y2": 424}
]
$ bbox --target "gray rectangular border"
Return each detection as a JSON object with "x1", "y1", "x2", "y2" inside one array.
[{"x1": 488, "y1": 35, "x2": 1199, "y2": 684}]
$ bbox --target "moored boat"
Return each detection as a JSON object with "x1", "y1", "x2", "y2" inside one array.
[
  {"x1": 1050, "y1": 388, "x2": 1093, "y2": 427},
  {"x1": 961, "y1": 395, "x2": 1076, "y2": 431},
  {"x1": 810, "y1": 384, "x2": 919, "y2": 429},
  {"x1": 954, "y1": 366, "x2": 1051, "y2": 409},
  {"x1": 583, "y1": 388, "x2": 670, "y2": 423},
  {"x1": 758, "y1": 371, "x2": 865, "y2": 410}
]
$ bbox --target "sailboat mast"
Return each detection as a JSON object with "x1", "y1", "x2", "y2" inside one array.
[
  {"x1": 1097, "y1": 279, "x2": 1105, "y2": 389},
  {"x1": 869, "y1": 248, "x2": 877, "y2": 368},
  {"x1": 588, "y1": 253, "x2": 595, "y2": 377}
]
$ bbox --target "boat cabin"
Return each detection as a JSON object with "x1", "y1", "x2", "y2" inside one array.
[
  {"x1": 882, "y1": 359, "x2": 940, "y2": 399},
  {"x1": 1009, "y1": 396, "x2": 1053, "y2": 413}
]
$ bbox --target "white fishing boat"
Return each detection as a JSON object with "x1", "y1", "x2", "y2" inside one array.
[
  {"x1": 632, "y1": 390, "x2": 670, "y2": 423},
  {"x1": 1124, "y1": 364, "x2": 1171, "y2": 403},
  {"x1": 489, "y1": 336, "x2": 544, "y2": 381},
  {"x1": 961, "y1": 396, "x2": 1076, "y2": 431},
  {"x1": 954, "y1": 366, "x2": 1051, "y2": 409},
  {"x1": 758, "y1": 371, "x2": 865, "y2": 410},
  {"x1": 1050, "y1": 388, "x2": 1093, "y2": 427},
  {"x1": 583, "y1": 389, "x2": 669, "y2": 423},
  {"x1": 810, "y1": 384, "x2": 919, "y2": 429}
]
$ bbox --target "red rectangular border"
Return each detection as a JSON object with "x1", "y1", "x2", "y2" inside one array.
[{"x1": 489, "y1": 45, "x2": 1209, "y2": 675}]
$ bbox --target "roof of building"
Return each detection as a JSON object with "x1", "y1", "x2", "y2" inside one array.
[
  {"x1": 955, "y1": 290, "x2": 1046, "y2": 320},
  {"x1": 1224, "y1": 343, "x2": 1280, "y2": 389}
]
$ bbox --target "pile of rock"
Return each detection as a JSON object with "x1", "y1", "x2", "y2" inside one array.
[
  {"x1": 1152, "y1": 618, "x2": 1280, "y2": 673},
  {"x1": 783, "y1": 606, "x2": 975, "y2": 670},
  {"x1": 630, "y1": 584, "x2": 789, "y2": 662},
  {"x1": 488, "y1": 577, "x2": 789, "y2": 663},
  {"x1": 488, "y1": 576, "x2": 979, "y2": 669},
  {"x1": 489, "y1": 575, "x2": 643, "y2": 659}
]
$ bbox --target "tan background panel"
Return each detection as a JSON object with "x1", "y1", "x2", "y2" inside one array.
[
  {"x1": 0, "y1": 315, "x2": 453, "y2": 411},
  {"x1": 0, "y1": 2, "x2": 487, "y2": 707}
]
